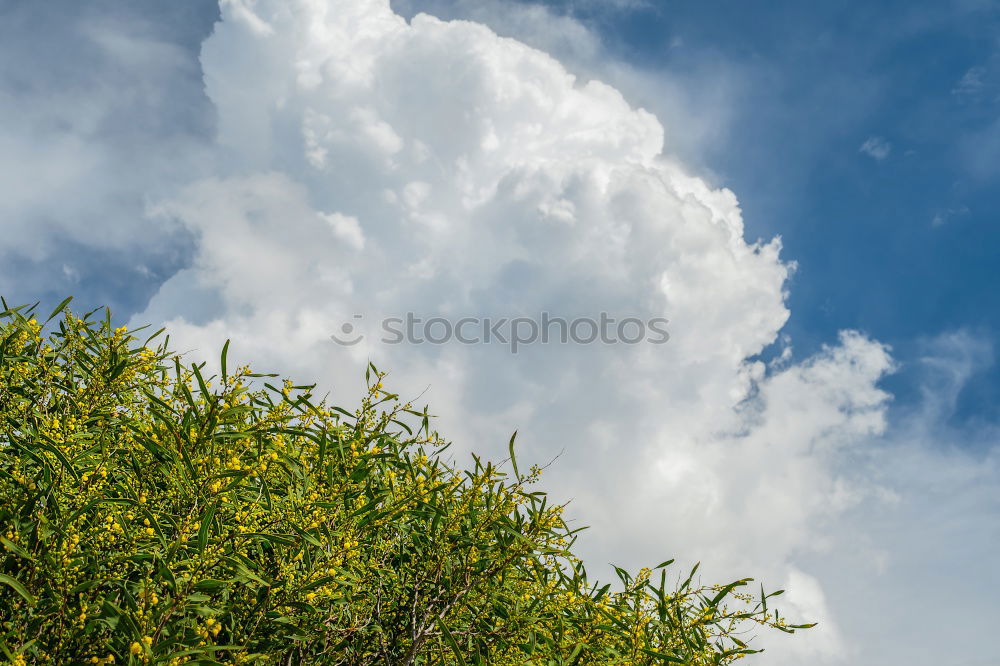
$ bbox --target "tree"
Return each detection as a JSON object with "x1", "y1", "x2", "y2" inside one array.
[{"x1": 0, "y1": 301, "x2": 810, "y2": 665}]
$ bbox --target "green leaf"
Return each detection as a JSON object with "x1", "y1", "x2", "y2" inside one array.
[
  {"x1": 639, "y1": 648, "x2": 686, "y2": 663},
  {"x1": 198, "y1": 503, "x2": 217, "y2": 553},
  {"x1": 44, "y1": 296, "x2": 73, "y2": 323},
  {"x1": 242, "y1": 532, "x2": 295, "y2": 547},
  {"x1": 0, "y1": 573, "x2": 35, "y2": 607},
  {"x1": 288, "y1": 522, "x2": 321, "y2": 547},
  {"x1": 143, "y1": 327, "x2": 166, "y2": 346},
  {"x1": 437, "y1": 619, "x2": 469, "y2": 666},
  {"x1": 191, "y1": 362, "x2": 212, "y2": 401},
  {"x1": 709, "y1": 579, "x2": 750, "y2": 607},
  {"x1": 508, "y1": 430, "x2": 521, "y2": 482},
  {"x1": 194, "y1": 579, "x2": 228, "y2": 593},
  {"x1": 0, "y1": 536, "x2": 33, "y2": 561},
  {"x1": 221, "y1": 339, "x2": 230, "y2": 384}
]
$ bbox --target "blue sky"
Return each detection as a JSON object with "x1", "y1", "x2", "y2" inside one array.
[
  {"x1": 619, "y1": 0, "x2": 1000, "y2": 425},
  {"x1": 686, "y1": 0, "x2": 998, "y2": 423},
  {"x1": 2, "y1": 1, "x2": 999, "y2": 663},
  {"x1": 6, "y1": 0, "x2": 998, "y2": 378}
]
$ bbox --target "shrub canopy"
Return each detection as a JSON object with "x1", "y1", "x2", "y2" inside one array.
[{"x1": 0, "y1": 301, "x2": 808, "y2": 665}]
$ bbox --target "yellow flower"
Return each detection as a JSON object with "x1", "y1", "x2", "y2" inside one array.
[{"x1": 129, "y1": 641, "x2": 143, "y2": 655}]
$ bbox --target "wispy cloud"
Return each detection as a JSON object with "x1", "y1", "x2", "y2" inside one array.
[
  {"x1": 859, "y1": 135, "x2": 891, "y2": 160},
  {"x1": 932, "y1": 205, "x2": 970, "y2": 227},
  {"x1": 952, "y1": 65, "x2": 987, "y2": 96}
]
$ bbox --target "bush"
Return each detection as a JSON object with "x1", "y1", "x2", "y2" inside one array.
[{"x1": 0, "y1": 301, "x2": 809, "y2": 664}]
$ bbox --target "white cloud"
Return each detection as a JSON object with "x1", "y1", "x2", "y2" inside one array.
[
  {"x1": 859, "y1": 135, "x2": 891, "y2": 160},
  {"x1": 131, "y1": 1, "x2": 983, "y2": 661}
]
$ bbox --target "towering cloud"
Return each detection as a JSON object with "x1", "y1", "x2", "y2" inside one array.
[{"x1": 134, "y1": 1, "x2": 902, "y2": 660}]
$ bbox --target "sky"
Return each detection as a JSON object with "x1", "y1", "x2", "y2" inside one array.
[{"x1": 1, "y1": 0, "x2": 998, "y2": 664}]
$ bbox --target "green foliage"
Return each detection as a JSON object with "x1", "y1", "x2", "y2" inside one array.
[{"x1": 0, "y1": 301, "x2": 810, "y2": 665}]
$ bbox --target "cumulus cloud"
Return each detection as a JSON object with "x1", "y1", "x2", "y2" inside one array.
[
  {"x1": 126, "y1": 2, "x2": 1000, "y2": 663},
  {"x1": 132, "y1": 0, "x2": 911, "y2": 659}
]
